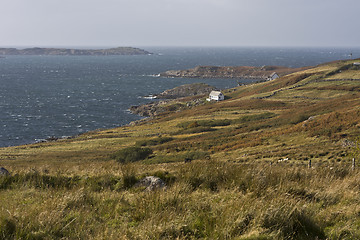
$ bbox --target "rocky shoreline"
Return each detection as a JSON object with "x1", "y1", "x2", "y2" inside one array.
[
  {"x1": 160, "y1": 65, "x2": 308, "y2": 79},
  {"x1": 129, "y1": 83, "x2": 216, "y2": 117},
  {"x1": 153, "y1": 83, "x2": 216, "y2": 99}
]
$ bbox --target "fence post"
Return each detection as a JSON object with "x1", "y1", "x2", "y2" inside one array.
[{"x1": 352, "y1": 158, "x2": 356, "y2": 171}]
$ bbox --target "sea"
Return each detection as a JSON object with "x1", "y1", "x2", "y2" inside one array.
[{"x1": 1, "y1": 47, "x2": 360, "y2": 148}]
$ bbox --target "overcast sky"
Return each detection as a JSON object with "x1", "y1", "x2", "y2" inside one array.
[{"x1": 1, "y1": 0, "x2": 359, "y2": 47}]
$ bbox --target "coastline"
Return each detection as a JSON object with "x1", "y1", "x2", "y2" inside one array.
[
  {"x1": 2, "y1": 47, "x2": 357, "y2": 149},
  {"x1": 159, "y1": 65, "x2": 310, "y2": 79},
  {"x1": 0, "y1": 83, "x2": 220, "y2": 148}
]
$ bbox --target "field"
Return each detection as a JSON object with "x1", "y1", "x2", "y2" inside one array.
[{"x1": 1, "y1": 59, "x2": 360, "y2": 239}]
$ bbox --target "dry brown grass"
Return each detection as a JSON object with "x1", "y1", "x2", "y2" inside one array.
[{"x1": 2, "y1": 59, "x2": 360, "y2": 239}]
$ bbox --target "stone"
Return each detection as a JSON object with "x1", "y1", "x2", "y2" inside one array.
[
  {"x1": 136, "y1": 176, "x2": 166, "y2": 191},
  {"x1": 341, "y1": 139, "x2": 355, "y2": 148}
]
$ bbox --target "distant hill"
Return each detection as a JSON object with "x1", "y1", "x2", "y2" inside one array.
[{"x1": 0, "y1": 47, "x2": 152, "y2": 55}]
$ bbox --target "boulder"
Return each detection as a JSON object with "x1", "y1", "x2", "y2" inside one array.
[
  {"x1": 0, "y1": 167, "x2": 10, "y2": 176},
  {"x1": 136, "y1": 176, "x2": 166, "y2": 191}
]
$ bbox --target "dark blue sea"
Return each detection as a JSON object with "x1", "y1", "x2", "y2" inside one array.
[{"x1": 1, "y1": 47, "x2": 360, "y2": 147}]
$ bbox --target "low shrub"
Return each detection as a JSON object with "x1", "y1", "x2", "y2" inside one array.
[
  {"x1": 84, "y1": 175, "x2": 120, "y2": 192},
  {"x1": 261, "y1": 206, "x2": 325, "y2": 239},
  {"x1": 164, "y1": 103, "x2": 183, "y2": 112},
  {"x1": 0, "y1": 217, "x2": 16, "y2": 239},
  {"x1": 176, "y1": 126, "x2": 216, "y2": 135},
  {"x1": 110, "y1": 146, "x2": 153, "y2": 163},
  {"x1": 248, "y1": 124, "x2": 272, "y2": 131},
  {"x1": 119, "y1": 163, "x2": 138, "y2": 189},
  {"x1": 237, "y1": 112, "x2": 277, "y2": 123},
  {"x1": 145, "y1": 151, "x2": 210, "y2": 164},
  {"x1": 176, "y1": 119, "x2": 231, "y2": 129},
  {"x1": 135, "y1": 137, "x2": 173, "y2": 147},
  {"x1": 0, "y1": 173, "x2": 79, "y2": 190},
  {"x1": 290, "y1": 114, "x2": 311, "y2": 125}
]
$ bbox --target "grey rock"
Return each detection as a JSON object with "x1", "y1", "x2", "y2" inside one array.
[
  {"x1": 0, "y1": 167, "x2": 10, "y2": 176},
  {"x1": 129, "y1": 83, "x2": 214, "y2": 117},
  {"x1": 342, "y1": 139, "x2": 355, "y2": 148},
  {"x1": 136, "y1": 176, "x2": 166, "y2": 191}
]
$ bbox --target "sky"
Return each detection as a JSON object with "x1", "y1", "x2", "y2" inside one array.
[{"x1": 1, "y1": 0, "x2": 359, "y2": 48}]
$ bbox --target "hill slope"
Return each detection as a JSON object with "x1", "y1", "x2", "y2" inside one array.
[{"x1": 1, "y1": 59, "x2": 360, "y2": 239}]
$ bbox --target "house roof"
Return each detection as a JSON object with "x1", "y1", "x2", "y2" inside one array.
[
  {"x1": 270, "y1": 72, "x2": 278, "y2": 77},
  {"x1": 209, "y1": 91, "x2": 223, "y2": 97}
]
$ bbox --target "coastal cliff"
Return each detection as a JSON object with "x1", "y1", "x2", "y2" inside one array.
[
  {"x1": 160, "y1": 65, "x2": 308, "y2": 79},
  {"x1": 0, "y1": 47, "x2": 151, "y2": 55}
]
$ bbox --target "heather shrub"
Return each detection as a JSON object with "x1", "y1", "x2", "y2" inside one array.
[
  {"x1": 0, "y1": 217, "x2": 16, "y2": 240},
  {"x1": 261, "y1": 206, "x2": 326, "y2": 239},
  {"x1": 237, "y1": 112, "x2": 277, "y2": 123},
  {"x1": 290, "y1": 114, "x2": 311, "y2": 124},
  {"x1": 145, "y1": 151, "x2": 209, "y2": 164},
  {"x1": 176, "y1": 126, "x2": 216, "y2": 135},
  {"x1": 135, "y1": 137, "x2": 173, "y2": 147},
  {"x1": 176, "y1": 119, "x2": 231, "y2": 129},
  {"x1": 120, "y1": 163, "x2": 138, "y2": 189},
  {"x1": 111, "y1": 146, "x2": 153, "y2": 163}
]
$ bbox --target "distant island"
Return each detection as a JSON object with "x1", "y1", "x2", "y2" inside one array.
[{"x1": 0, "y1": 47, "x2": 152, "y2": 56}]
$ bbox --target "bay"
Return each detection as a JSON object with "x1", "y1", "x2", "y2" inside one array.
[{"x1": 1, "y1": 47, "x2": 359, "y2": 147}]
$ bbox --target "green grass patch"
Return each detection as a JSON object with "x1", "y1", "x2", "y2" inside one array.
[
  {"x1": 135, "y1": 137, "x2": 174, "y2": 147},
  {"x1": 176, "y1": 119, "x2": 232, "y2": 129},
  {"x1": 144, "y1": 151, "x2": 210, "y2": 164},
  {"x1": 110, "y1": 146, "x2": 153, "y2": 163},
  {"x1": 236, "y1": 112, "x2": 277, "y2": 123}
]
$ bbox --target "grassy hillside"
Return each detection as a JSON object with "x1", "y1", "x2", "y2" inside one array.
[{"x1": 1, "y1": 59, "x2": 360, "y2": 239}]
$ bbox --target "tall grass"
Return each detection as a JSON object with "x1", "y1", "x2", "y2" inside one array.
[
  {"x1": 1, "y1": 159, "x2": 360, "y2": 239},
  {"x1": 2, "y1": 59, "x2": 360, "y2": 239}
]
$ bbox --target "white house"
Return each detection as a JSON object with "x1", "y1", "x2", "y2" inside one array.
[
  {"x1": 208, "y1": 91, "x2": 224, "y2": 101},
  {"x1": 267, "y1": 72, "x2": 279, "y2": 81}
]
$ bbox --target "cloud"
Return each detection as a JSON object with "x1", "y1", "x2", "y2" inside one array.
[{"x1": 1, "y1": 0, "x2": 359, "y2": 47}]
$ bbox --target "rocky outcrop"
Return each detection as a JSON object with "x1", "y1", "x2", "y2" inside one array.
[
  {"x1": 136, "y1": 176, "x2": 166, "y2": 191},
  {"x1": 129, "y1": 83, "x2": 215, "y2": 117},
  {"x1": 0, "y1": 47, "x2": 152, "y2": 56},
  {"x1": 129, "y1": 98, "x2": 206, "y2": 118},
  {"x1": 129, "y1": 101, "x2": 169, "y2": 117},
  {"x1": 155, "y1": 83, "x2": 216, "y2": 99},
  {"x1": 160, "y1": 65, "x2": 306, "y2": 79}
]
